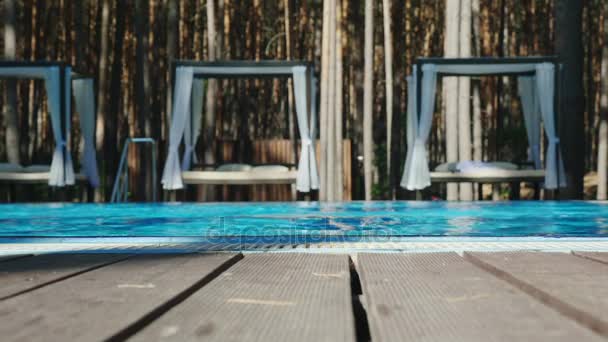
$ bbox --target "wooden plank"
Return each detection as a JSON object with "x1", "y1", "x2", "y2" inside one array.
[
  {"x1": 466, "y1": 252, "x2": 608, "y2": 337},
  {"x1": 132, "y1": 253, "x2": 355, "y2": 341},
  {"x1": 0, "y1": 253, "x2": 128, "y2": 300},
  {"x1": 0, "y1": 253, "x2": 240, "y2": 341},
  {"x1": 573, "y1": 251, "x2": 608, "y2": 265},
  {"x1": 358, "y1": 253, "x2": 603, "y2": 341}
]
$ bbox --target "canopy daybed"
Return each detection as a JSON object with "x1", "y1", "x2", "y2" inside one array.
[
  {"x1": 0, "y1": 61, "x2": 99, "y2": 187},
  {"x1": 162, "y1": 60, "x2": 319, "y2": 193},
  {"x1": 401, "y1": 56, "x2": 567, "y2": 191}
]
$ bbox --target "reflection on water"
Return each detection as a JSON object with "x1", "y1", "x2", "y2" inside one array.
[{"x1": 0, "y1": 201, "x2": 607, "y2": 238}]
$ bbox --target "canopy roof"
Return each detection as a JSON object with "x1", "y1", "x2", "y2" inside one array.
[
  {"x1": 414, "y1": 56, "x2": 558, "y2": 75},
  {"x1": 401, "y1": 56, "x2": 566, "y2": 191},
  {"x1": 162, "y1": 60, "x2": 319, "y2": 192},
  {"x1": 0, "y1": 60, "x2": 99, "y2": 187},
  {"x1": 173, "y1": 60, "x2": 314, "y2": 77}
]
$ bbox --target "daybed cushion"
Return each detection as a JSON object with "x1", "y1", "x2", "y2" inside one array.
[
  {"x1": 435, "y1": 161, "x2": 519, "y2": 172},
  {"x1": 216, "y1": 163, "x2": 253, "y2": 172},
  {"x1": 251, "y1": 165, "x2": 290, "y2": 172},
  {"x1": 0, "y1": 162, "x2": 24, "y2": 172},
  {"x1": 22, "y1": 164, "x2": 51, "y2": 173}
]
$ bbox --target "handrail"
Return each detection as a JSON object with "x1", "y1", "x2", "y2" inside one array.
[{"x1": 110, "y1": 137, "x2": 157, "y2": 203}]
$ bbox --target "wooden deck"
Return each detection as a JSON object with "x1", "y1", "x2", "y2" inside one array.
[{"x1": 0, "y1": 252, "x2": 606, "y2": 341}]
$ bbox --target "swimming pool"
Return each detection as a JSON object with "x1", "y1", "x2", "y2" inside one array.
[{"x1": 0, "y1": 202, "x2": 607, "y2": 242}]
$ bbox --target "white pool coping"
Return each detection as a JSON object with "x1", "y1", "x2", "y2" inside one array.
[{"x1": 1, "y1": 237, "x2": 607, "y2": 255}]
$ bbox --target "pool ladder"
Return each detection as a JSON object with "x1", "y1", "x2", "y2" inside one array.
[{"x1": 111, "y1": 137, "x2": 157, "y2": 203}]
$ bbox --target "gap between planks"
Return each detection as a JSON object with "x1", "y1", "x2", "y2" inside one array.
[
  {"x1": 572, "y1": 251, "x2": 608, "y2": 265},
  {"x1": 464, "y1": 252, "x2": 608, "y2": 338}
]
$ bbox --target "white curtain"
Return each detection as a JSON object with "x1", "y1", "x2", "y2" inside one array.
[
  {"x1": 162, "y1": 63, "x2": 318, "y2": 191},
  {"x1": 401, "y1": 74, "x2": 417, "y2": 188},
  {"x1": 401, "y1": 64, "x2": 437, "y2": 190},
  {"x1": 309, "y1": 69, "x2": 319, "y2": 189},
  {"x1": 400, "y1": 61, "x2": 566, "y2": 191},
  {"x1": 46, "y1": 67, "x2": 75, "y2": 186},
  {"x1": 72, "y1": 78, "x2": 100, "y2": 187},
  {"x1": 518, "y1": 76, "x2": 542, "y2": 169},
  {"x1": 292, "y1": 65, "x2": 319, "y2": 192},
  {"x1": 405, "y1": 73, "x2": 417, "y2": 152},
  {"x1": 536, "y1": 63, "x2": 566, "y2": 188},
  {"x1": 162, "y1": 66, "x2": 194, "y2": 189},
  {"x1": 182, "y1": 78, "x2": 205, "y2": 170}
]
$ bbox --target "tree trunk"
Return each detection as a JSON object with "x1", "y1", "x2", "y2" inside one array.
[
  {"x1": 95, "y1": 0, "x2": 111, "y2": 201},
  {"x1": 363, "y1": 0, "x2": 374, "y2": 200},
  {"x1": 335, "y1": 0, "x2": 344, "y2": 201},
  {"x1": 203, "y1": 0, "x2": 218, "y2": 200},
  {"x1": 382, "y1": 0, "x2": 394, "y2": 198},
  {"x1": 107, "y1": 0, "x2": 126, "y2": 202},
  {"x1": 135, "y1": 0, "x2": 152, "y2": 201},
  {"x1": 319, "y1": 0, "x2": 330, "y2": 200},
  {"x1": 555, "y1": 0, "x2": 584, "y2": 199},
  {"x1": 3, "y1": 0, "x2": 19, "y2": 165},
  {"x1": 472, "y1": 0, "x2": 482, "y2": 162},
  {"x1": 458, "y1": 0, "x2": 472, "y2": 200},
  {"x1": 326, "y1": 0, "x2": 337, "y2": 201},
  {"x1": 598, "y1": 2, "x2": 608, "y2": 200},
  {"x1": 283, "y1": 0, "x2": 298, "y2": 175},
  {"x1": 166, "y1": 0, "x2": 178, "y2": 142},
  {"x1": 443, "y1": 0, "x2": 460, "y2": 200}
]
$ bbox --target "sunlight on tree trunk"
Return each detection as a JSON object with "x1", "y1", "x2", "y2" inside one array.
[
  {"x1": 472, "y1": 0, "x2": 482, "y2": 199},
  {"x1": 363, "y1": 0, "x2": 374, "y2": 200},
  {"x1": 335, "y1": 0, "x2": 344, "y2": 201},
  {"x1": 326, "y1": 0, "x2": 337, "y2": 201},
  {"x1": 319, "y1": 0, "x2": 330, "y2": 200},
  {"x1": 443, "y1": 0, "x2": 460, "y2": 200},
  {"x1": 458, "y1": 0, "x2": 472, "y2": 200}
]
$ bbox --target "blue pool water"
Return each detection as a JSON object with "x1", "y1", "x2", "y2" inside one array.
[{"x1": 0, "y1": 201, "x2": 607, "y2": 239}]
